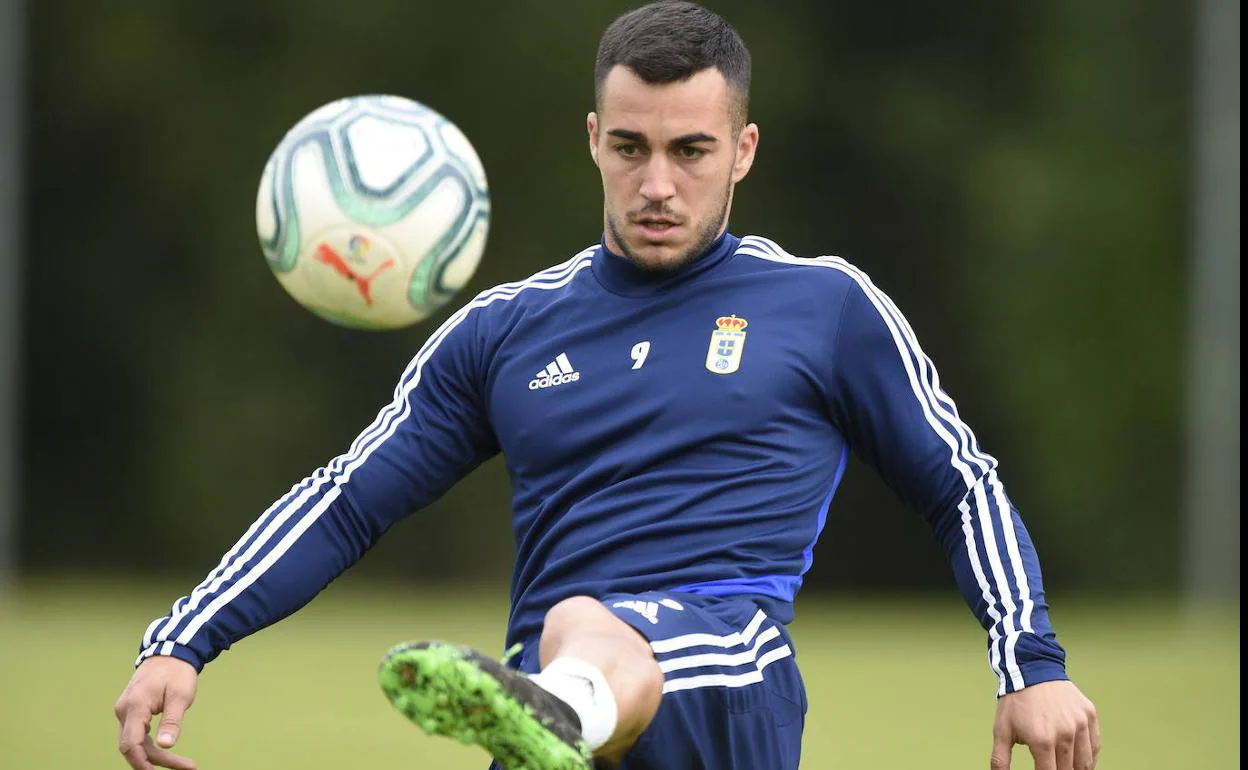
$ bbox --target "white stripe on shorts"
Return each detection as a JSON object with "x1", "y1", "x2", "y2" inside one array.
[
  {"x1": 662, "y1": 644, "x2": 794, "y2": 694},
  {"x1": 649, "y1": 609, "x2": 767, "y2": 654},
  {"x1": 647, "y1": 609, "x2": 792, "y2": 693},
  {"x1": 658, "y1": 626, "x2": 783, "y2": 674}
]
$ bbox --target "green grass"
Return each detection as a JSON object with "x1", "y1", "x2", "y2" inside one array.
[{"x1": 0, "y1": 578, "x2": 1238, "y2": 769}]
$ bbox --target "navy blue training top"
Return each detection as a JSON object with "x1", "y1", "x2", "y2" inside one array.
[{"x1": 139, "y1": 232, "x2": 1067, "y2": 695}]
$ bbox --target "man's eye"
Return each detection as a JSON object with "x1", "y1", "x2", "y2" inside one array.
[
  {"x1": 678, "y1": 146, "x2": 707, "y2": 160},
  {"x1": 617, "y1": 144, "x2": 640, "y2": 157}
]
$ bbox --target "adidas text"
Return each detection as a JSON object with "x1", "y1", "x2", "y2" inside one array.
[
  {"x1": 529, "y1": 371, "x2": 581, "y2": 390},
  {"x1": 529, "y1": 353, "x2": 581, "y2": 390}
]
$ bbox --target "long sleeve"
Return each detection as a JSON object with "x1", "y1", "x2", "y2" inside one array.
[
  {"x1": 136, "y1": 302, "x2": 499, "y2": 671},
  {"x1": 826, "y1": 268, "x2": 1067, "y2": 696}
]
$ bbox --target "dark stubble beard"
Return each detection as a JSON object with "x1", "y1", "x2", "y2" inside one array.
[{"x1": 606, "y1": 179, "x2": 733, "y2": 275}]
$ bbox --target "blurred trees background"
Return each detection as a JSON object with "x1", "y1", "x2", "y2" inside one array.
[{"x1": 19, "y1": 0, "x2": 1195, "y2": 594}]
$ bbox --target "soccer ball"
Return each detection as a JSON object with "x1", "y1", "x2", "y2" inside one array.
[{"x1": 256, "y1": 95, "x2": 490, "y2": 330}]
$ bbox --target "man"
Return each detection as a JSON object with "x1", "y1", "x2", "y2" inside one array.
[{"x1": 114, "y1": 2, "x2": 1101, "y2": 769}]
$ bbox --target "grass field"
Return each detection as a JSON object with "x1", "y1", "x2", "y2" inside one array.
[{"x1": 0, "y1": 577, "x2": 1238, "y2": 769}]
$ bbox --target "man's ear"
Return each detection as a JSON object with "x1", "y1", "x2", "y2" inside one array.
[
  {"x1": 587, "y1": 111, "x2": 600, "y2": 167},
  {"x1": 732, "y1": 122, "x2": 759, "y2": 183}
]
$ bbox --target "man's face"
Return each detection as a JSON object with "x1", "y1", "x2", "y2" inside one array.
[{"x1": 588, "y1": 66, "x2": 758, "y2": 272}]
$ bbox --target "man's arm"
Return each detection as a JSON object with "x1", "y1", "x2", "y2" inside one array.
[
  {"x1": 824, "y1": 269, "x2": 1065, "y2": 695},
  {"x1": 821, "y1": 265, "x2": 1099, "y2": 768},
  {"x1": 116, "y1": 300, "x2": 501, "y2": 768},
  {"x1": 138, "y1": 300, "x2": 499, "y2": 671}
]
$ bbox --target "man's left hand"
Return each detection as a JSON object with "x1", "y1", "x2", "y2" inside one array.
[{"x1": 990, "y1": 679, "x2": 1100, "y2": 770}]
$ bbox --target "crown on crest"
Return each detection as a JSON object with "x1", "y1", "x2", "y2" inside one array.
[{"x1": 715, "y1": 315, "x2": 749, "y2": 332}]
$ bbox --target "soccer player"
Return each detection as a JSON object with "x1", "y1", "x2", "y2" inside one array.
[{"x1": 114, "y1": 2, "x2": 1101, "y2": 769}]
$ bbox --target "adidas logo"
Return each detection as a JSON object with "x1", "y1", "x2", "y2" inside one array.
[
  {"x1": 611, "y1": 598, "x2": 684, "y2": 625},
  {"x1": 528, "y1": 353, "x2": 581, "y2": 390}
]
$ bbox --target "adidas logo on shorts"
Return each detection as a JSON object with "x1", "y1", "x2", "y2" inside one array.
[{"x1": 612, "y1": 598, "x2": 684, "y2": 624}]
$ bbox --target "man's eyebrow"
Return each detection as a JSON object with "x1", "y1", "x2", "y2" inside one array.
[
  {"x1": 605, "y1": 129, "x2": 719, "y2": 147},
  {"x1": 606, "y1": 128, "x2": 647, "y2": 143},
  {"x1": 670, "y1": 132, "x2": 718, "y2": 146}
]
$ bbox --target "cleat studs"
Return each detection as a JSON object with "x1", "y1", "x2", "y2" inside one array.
[{"x1": 397, "y1": 663, "x2": 418, "y2": 687}]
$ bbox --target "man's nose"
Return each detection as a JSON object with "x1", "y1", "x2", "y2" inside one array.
[{"x1": 638, "y1": 155, "x2": 676, "y2": 202}]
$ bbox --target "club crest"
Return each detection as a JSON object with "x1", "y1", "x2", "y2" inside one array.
[{"x1": 705, "y1": 315, "x2": 748, "y2": 374}]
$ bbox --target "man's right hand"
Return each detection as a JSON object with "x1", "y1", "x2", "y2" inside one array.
[{"x1": 114, "y1": 656, "x2": 200, "y2": 770}]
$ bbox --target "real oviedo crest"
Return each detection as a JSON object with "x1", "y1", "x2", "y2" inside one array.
[{"x1": 705, "y1": 315, "x2": 748, "y2": 375}]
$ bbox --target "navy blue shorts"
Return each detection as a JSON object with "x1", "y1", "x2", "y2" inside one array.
[{"x1": 503, "y1": 590, "x2": 806, "y2": 770}]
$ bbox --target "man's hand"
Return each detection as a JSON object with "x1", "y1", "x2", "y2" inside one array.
[
  {"x1": 114, "y1": 656, "x2": 200, "y2": 770},
  {"x1": 990, "y1": 680, "x2": 1100, "y2": 770}
]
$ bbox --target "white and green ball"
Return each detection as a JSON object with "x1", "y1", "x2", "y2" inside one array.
[{"x1": 256, "y1": 95, "x2": 489, "y2": 330}]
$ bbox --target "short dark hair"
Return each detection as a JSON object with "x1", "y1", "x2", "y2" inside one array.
[{"x1": 594, "y1": 1, "x2": 752, "y2": 129}]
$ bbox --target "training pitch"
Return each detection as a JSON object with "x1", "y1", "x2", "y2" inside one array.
[{"x1": 0, "y1": 578, "x2": 1237, "y2": 769}]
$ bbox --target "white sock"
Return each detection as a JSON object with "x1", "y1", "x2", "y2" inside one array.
[{"x1": 529, "y1": 657, "x2": 619, "y2": 750}]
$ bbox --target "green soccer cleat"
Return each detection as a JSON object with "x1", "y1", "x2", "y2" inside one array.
[{"x1": 378, "y1": 640, "x2": 593, "y2": 770}]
